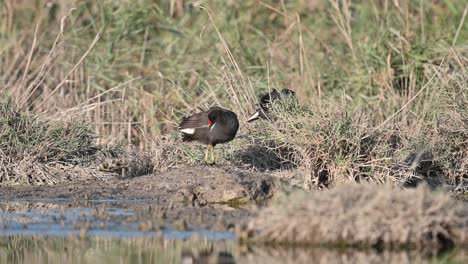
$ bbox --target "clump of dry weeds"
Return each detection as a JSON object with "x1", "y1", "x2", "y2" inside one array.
[
  {"x1": 247, "y1": 62, "x2": 467, "y2": 190},
  {"x1": 244, "y1": 184, "x2": 468, "y2": 250},
  {"x1": 249, "y1": 100, "x2": 405, "y2": 189},
  {"x1": 97, "y1": 135, "x2": 202, "y2": 178},
  {"x1": 430, "y1": 73, "x2": 468, "y2": 189},
  {"x1": 0, "y1": 98, "x2": 105, "y2": 185},
  {"x1": 0, "y1": 99, "x2": 166, "y2": 185}
]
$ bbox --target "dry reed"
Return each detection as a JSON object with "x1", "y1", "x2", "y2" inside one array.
[{"x1": 244, "y1": 184, "x2": 468, "y2": 250}]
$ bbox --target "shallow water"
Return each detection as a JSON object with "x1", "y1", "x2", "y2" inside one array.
[
  {"x1": 0, "y1": 199, "x2": 235, "y2": 240},
  {"x1": 0, "y1": 199, "x2": 466, "y2": 264}
]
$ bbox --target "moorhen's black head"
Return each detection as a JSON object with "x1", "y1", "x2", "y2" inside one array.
[
  {"x1": 247, "y1": 88, "x2": 296, "y2": 122},
  {"x1": 207, "y1": 107, "x2": 224, "y2": 124}
]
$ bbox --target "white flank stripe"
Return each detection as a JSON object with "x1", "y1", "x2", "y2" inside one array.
[
  {"x1": 179, "y1": 128, "x2": 195, "y2": 134},
  {"x1": 247, "y1": 111, "x2": 260, "y2": 122},
  {"x1": 210, "y1": 123, "x2": 216, "y2": 131}
]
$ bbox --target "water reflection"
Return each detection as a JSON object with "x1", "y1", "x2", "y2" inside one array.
[
  {"x1": 0, "y1": 200, "x2": 466, "y2": 264},
  {"x1": 0, "y1": 199, "x2": 239, "y2": 239},
  {"x1": 241, "y1": 246, "x2": 467, "y2": 264},
  {"x1": 0, "y1": 236, "x2": 466, "y2": 264}
]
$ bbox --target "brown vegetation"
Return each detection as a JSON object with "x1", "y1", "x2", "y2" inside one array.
[
  {"x1": 0, "y1": 1, "x2": 466, "y2": 190},
  {"x1": 244, "y1": 184, "x2": 468, "y2": 250}
]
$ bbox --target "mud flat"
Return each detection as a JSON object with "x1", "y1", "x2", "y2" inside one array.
[
  {"x1": 0, "y1": 165, "x2": 276, "y2": 204},
  {"x1": 0, "y1": 165, "x2": 276, "y2": 234}
]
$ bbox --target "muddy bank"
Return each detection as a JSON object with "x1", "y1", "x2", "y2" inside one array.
[
  {"x1": 0, "y1": 165, "x2": 277, "y2": 204},
  {"x1": 0, "y1": 199, "x2": 252, "y2": 236},
  {"x1": 0, "y1": 165, "x2": 277, "y2": 234}
]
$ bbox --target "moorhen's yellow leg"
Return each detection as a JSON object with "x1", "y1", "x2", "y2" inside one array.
[
  {"x1": 204, "y1": 145, "x2": 211, "y2": 164},
  {"x1": 204, "y1": 144, "x2": 216, "y2": 165},
  {"x1": 210, "y1": 145, "x2": 216, "y2": 164}
]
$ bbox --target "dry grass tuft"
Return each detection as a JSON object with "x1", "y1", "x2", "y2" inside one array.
[
  {"x1": 0, "y1": 98, "x2": 106, "y2": 185},
  {"x1": 249, "y1": 101, "x2": 406, "y2": 189},
  {"x1": 97, "y1": 136, "x2": 198, "y2": 178},
  {"x1": 244, "y1": 184, "x2": 468, "y2": 250},
  {"x1": 430, "y1": 74, "x2": 468, "y2": 189},
  {"x1": 247, "y1": 64, "x2": 467, "y2": 190},
  {"x1": 0, "y1": 99, "x2": 100, "y2": 164},
  {"x1": 0, "y1": 99, "x2": 162, "y2": 185}
]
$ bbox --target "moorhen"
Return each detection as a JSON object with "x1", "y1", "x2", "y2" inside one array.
[
  {"x1": 247, "y1": 88, "x2": 296, "y2": 122},
  {"x1": 178, "y1": 107, "x2": 239, "y2": 165}
]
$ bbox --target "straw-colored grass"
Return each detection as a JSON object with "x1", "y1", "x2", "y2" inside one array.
[
  {"x1": 0, "y1": 1, "x2": 466, "y2": 188},
  {"x1": 244, "y1": 184, "x2": 468, "y2": 250},
  {"x1": 247, "y1": 67, "x2": 467, "y2": 189},
  {"x1": 0, "y1": 99, "x2": 163, "y2": 185}
]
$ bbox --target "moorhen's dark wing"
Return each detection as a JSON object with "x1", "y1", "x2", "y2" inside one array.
[
  {"x1": 178, "y1": 111, "x2": 209, "y2": 130},
  {"x1": 178, "y1": 111, "x2": 211, "y2": 143}
]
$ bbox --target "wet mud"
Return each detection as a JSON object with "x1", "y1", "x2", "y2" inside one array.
[
  {"x1": 0, "y1": 165, "x2": 277, "y2": 203},
  {"x1": 0, "y1": 165, "x2": 276, "y2": 236}
]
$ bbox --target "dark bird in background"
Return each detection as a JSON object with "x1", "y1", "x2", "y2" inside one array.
[
  {"x1": 178, "y1": 107, "x2": 239, "y2": 165},
  {"x1": 247, "y1": 88, "x2": 296, "y2": 122}
]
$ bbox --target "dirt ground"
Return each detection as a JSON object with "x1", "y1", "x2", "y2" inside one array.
[
  {"x1": 2, "y1": 164, "x2": 465, "y2": 235},
  {"x1": 0, "y1": 165, "x2": 276, "y2": 203},
  {"x1": 0, "y1": 165, "x2": 277, "y2": 231}
]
